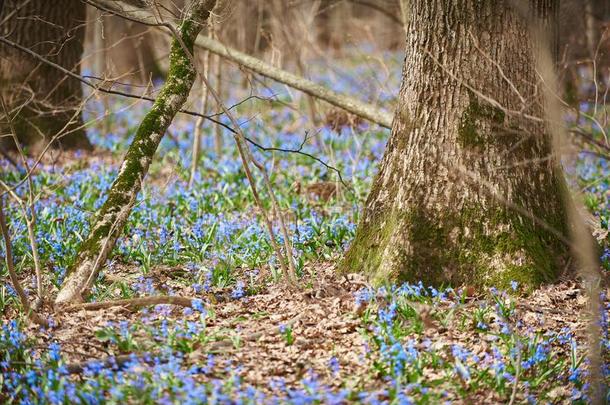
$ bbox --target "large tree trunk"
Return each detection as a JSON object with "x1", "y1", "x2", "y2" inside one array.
[
  {"x1": 342, "y1": 0, "x2": 572, "y2": 289},
  {"x1": 55, "y1": 0, "x2": 216, "y2": 307},
  {"x1": 0, "y1": 0, "x2": 91, "y2": 150}
]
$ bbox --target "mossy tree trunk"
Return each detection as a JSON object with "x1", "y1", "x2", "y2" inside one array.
[
  {"x1": 55, "y1": 0, "x2": 217, "y2": 306},
  {"x1": 0, "y1": 0, "x2": 91, "y2": 150},
  {"x1": 342, "y1": 0, "x2": 572, "y2": 289}
]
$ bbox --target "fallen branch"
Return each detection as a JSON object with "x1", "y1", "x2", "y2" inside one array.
[
  {"x1": 90, "y1": 0, "x2": 395, "y2": 129},
  {"x1": 193, "y1": 37, "x2": 394, "y2": 128},
  {"x1": 63, "y1": 295, "x2": 198, "y2": 312},
  {"x1": 64, "y1": 352, "x2": 159, "y2": 374},
  {"x1": 193, "y1": 36, "x2": 397, "y2": 130}
]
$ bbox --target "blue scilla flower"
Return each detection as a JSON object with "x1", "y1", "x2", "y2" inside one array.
[
  {"x1": 354, "y1": 287, "x2": 374, "y2": 306},
  {"x1": 328, "y1": 357, "x2": 340, "y2": 376},
  {"x1": 231, "y1": 281, "x2": 245, "y2": 300},
  {"x1": 191, "y1": 298, "x2": 205, "y2": 313},
  {"x1": 569, "y1": 367, "x2": 582, "y2": 383},
  {"x1": 451, "y1": 344, "x2": 470, "y2": 363},
  {"x1": 378, "y1": 301, "x2": 397, "y2": 326},
  {"x1": 532, "y1": 343, "x2": 548, "y2": 363},
  {"x1": 48, "y1": 342, "x2": 61, "y2": 363}
]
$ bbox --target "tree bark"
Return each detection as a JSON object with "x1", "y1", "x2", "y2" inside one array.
[
  {"x1": 55, "y1": 0, "x2": 216, "y2": 307},
  {"x1": 0, "y1": 0, "x2": 91, "y2": 150},
  {"x1": 342, "y1": 0, "x2": 572, "y2": 289}
]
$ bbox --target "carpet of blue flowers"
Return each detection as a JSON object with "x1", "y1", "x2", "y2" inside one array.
[{"x1": 1, "y1": 51, "x2": 609, "y2": 404}]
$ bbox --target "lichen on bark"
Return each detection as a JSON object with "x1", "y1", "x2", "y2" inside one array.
[
  {"x1": 344, "y1": 197, "x2": 569, "y2": 291},
  {"x1": 55, "y1": 0, "x2": 217, "y2": 306}
]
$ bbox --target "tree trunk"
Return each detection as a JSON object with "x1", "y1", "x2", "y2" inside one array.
[
  {"x1": 55, "y1": 0, "x2": 216, "y2": 307},
  {"x1": 0, "y1": 0, "x2": 91, "y2": 150},
  {"x1": 342, "y1": 0, "x2": 572, "y2": 289}
]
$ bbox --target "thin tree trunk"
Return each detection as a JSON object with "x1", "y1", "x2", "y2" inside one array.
[
  {"x1": 55, "y1": 0, "x2": 216, "y2": 307},
  {"x1": 214, "y1": 43, "x2": 223, "y2": 156},
  {"x1": 0, "y1": 0, "x2": 91, "y2": 150},
  {"x1": 342, "y1": 0, "x2": 572, "y2": 289},
  {"x1": 188, "y1": 48, "x2": 211, "y2": 187},
  {"x1": 584, "y1": 0, "x2": 599, "y2": 63}
]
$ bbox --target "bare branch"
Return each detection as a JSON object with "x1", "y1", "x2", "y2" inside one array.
[
  {"x1": 0, "y1": 35, "x2": 348, "y2": 196},
  {"x1": 0, "y1": 196, "x2": 48, "y2": 326},
  {"x1": 88, "y1": 0, "x2": 395, "y2": 129},
  {"x1": 0, "y1": 94, "x2": 44, "y2": 302}
]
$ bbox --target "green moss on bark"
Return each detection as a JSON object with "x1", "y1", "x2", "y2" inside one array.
[
  {"x1": 342, "y1": 200, "x2": 570, "y2": 291},
  {"x1": 341, "y1": 210, "x2": 399, "y2": 279},
  {"x1": 61, "y1": 3, "x2": 213, "y2": 284}
]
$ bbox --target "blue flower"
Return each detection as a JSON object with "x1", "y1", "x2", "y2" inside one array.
[
  {"x1": 328, "y1": 357, "x2": 340, "y2": 376},
  {"x1": 48, "y1": 342, "x2": 61, "y2": 362},
  {"x1": 231, "y1": 281, "x2": 245, "y2": 299},
  {"x1": 191, "y1": 298, "x2": 205, "y2": 313}
]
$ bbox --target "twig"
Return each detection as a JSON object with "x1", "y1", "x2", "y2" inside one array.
[
  {"x1": 0, "y1": 196, "x2": 48, "y2": 326},
  {"x1": 0, "y1": 94, "x2": 44, "y2": 303},
  {"x1": 64, "y1": 352, "x2": 159, "y2": 374},
  {"x1": 348, "y1": 0, "x2": 403, "y2": 25},
  {"x1": 0, "y1": 35, "x2": 348, "y2": 197},
  {"x1": 188, "y1": 47, "x2": 211, "y2": 188},
  {"x1": 243, "y1": 133, "x2": 353, "y2": 192},
  {"x1": 201, "y1": 68, "x2": 298, "y2": 285},
  {"x1": 568, "y1": 127, "x2": 610, "y2": 155},
  {"x1": 152, "y1": 11, "x2": 298, "y2": 284}
]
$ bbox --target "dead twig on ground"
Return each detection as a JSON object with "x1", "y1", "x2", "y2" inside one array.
[{"x1": 63, "y1": 295, "x2": 200, "y2": 312}]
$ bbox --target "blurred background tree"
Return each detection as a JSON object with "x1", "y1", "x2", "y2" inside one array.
[
  {"x1": 0, "y1": 0, "x2": 608, "y2": 152},
  {"x1": 0, "y1": 0, "x2": 91, "y2": 150}
]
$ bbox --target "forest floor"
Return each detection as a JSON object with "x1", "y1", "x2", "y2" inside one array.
[
  {"x1": 26, "y1": 264, "x2": 609, "y2": 404},
  {"x1": 1, "y1": 52, "x2": 610, "y2": 403}
]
